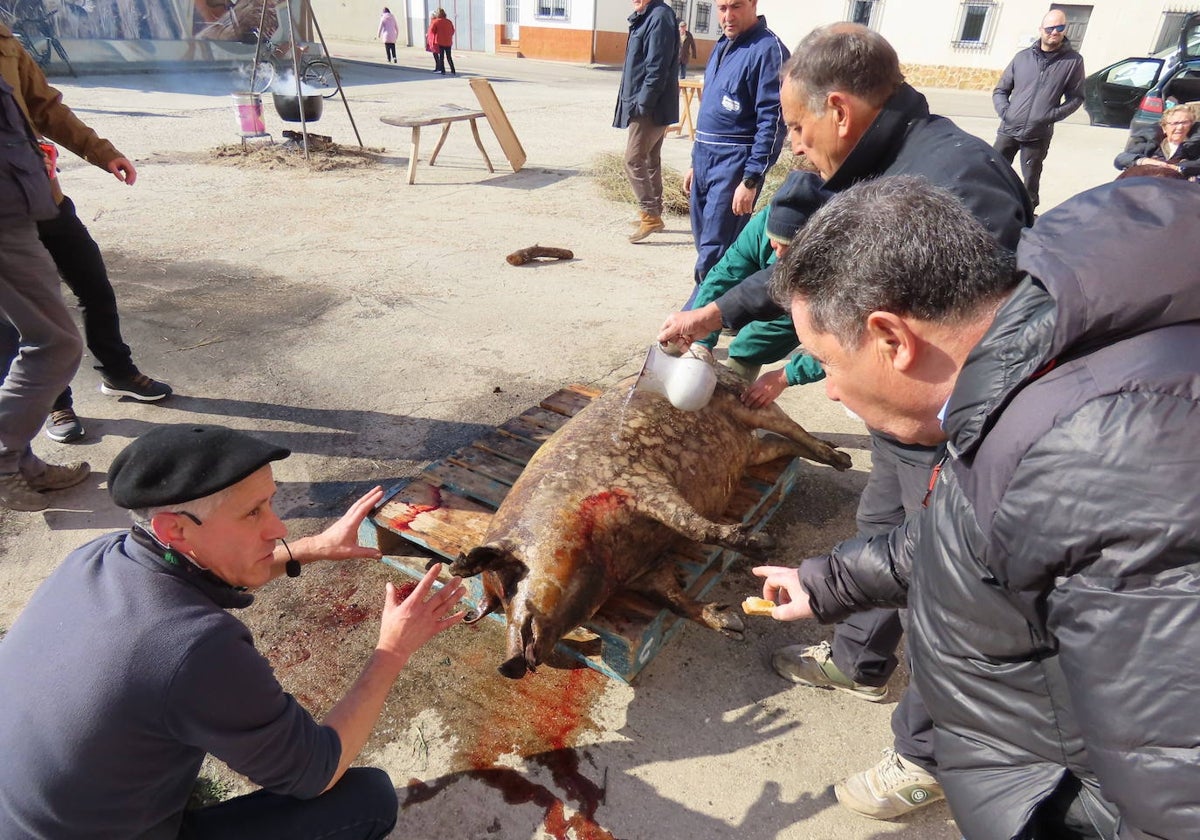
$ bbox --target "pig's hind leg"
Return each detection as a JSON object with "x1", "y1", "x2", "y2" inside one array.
[{"x1": 731, "y1": 402, "x2": 852, "y2": 471}]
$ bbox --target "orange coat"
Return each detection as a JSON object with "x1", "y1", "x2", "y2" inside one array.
[{"x1": 430, "y1": 17, "x2": 454, "y2": 48}]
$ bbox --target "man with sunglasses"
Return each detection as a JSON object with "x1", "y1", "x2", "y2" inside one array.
[{"x1": 992, "y1": 9, "x2": 1085, "y2": 210}]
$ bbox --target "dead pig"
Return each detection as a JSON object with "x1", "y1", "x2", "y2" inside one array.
[{"x1": 450, "y1": 365, "x2": 851, "y2": 678}]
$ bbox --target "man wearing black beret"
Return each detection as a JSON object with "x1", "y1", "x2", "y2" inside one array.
[{"x1": 0, "y1": 424, "x2": 466, "y2": 839}]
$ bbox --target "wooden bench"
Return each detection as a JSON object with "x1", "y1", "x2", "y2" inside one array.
[
  {"x1": 380, "y1": 104, "x2": 494, "y2": 184},
  {"x1": 358, "y1": 384, "x2": 808, "y2": 683}
]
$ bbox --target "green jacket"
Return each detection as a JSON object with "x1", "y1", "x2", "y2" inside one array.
[{"x1": 692, "y1": 207, "x2": 824, "y2": 386}]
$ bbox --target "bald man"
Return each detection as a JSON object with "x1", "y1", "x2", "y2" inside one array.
[{"x1": 992, "y1": 9, "x2": 1085, "y2": 209}]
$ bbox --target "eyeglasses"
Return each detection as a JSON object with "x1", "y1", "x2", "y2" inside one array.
[
  {"x1": 1166, "y1": 121, "x2": 1192, "y2": 127},
  {"x1": 1043, "y1": 24, "x2": 1066, "y2": 33}
]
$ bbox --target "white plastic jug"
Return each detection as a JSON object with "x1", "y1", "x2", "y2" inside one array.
[{"x1": 635, "y1": 344, "x2": 717, "y2": 412}]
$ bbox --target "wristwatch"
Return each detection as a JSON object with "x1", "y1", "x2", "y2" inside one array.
[{"x1": 742, "y1": 174, "x2": 762, "y2": 190}]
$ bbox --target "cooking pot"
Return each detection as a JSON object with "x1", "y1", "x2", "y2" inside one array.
[{"x1": 272, "y1": 92, "x2": 323, "y2": 123}]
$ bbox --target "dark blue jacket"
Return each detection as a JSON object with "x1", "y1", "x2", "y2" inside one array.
[
  {"x1": 0, "y1": 530, "x2": 341, "y2": 838},
  {"x1": 693, "y1": 15, "x2": 788, "y2": 180},
  {"x1": 613, "y1": 0, "x2": 679, "y2": 128}
]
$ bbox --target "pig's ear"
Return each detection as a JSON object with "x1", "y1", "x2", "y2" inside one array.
[{"x1": 451, "y1": 543, "x2": 521, "y2": 578}]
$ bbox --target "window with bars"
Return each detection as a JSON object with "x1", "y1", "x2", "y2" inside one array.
[
  {"x1": 535, "y1": 0, "x2": 568, "y2": 20},
  {"x1": 695, "y1": 2, "x2": 710, "y2": 33},
  {"x1": 952, "y1": 0, "x2": 997, "y2": 48},
  {"x1": 846, "y1": 0, "x2": 881, "y2": 29},
  {"x1": 670, "y1": 0, "x2": 686, "y2": 23}
]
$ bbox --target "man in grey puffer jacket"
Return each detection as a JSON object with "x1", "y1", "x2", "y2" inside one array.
[
  {"x1": 757, "y1": 175, "x2": 1200, "y2": 839},
  {"x1": 992, "y1": 8, "x2": 1085, "y2": 209}
]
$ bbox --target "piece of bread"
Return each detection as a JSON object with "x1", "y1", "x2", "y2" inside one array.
[{"x1": 741, "y1": 596, "x2": 776, "y2": 616}]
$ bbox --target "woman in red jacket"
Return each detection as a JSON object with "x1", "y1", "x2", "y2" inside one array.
[{"x1": 430, "y1": 9, "x2": 456, "y2": 75}]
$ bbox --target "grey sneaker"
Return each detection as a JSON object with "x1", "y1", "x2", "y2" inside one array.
[
  {"x1": 25, "y1": 461, "x2": 90, "y2": 492},
  {"x1": 45, "y1": 407, "x2": 85, "y2": 442},
  {"x1": 834, "y1": 747, "x2": 944, "y2": 820},
  {"x1": 771, "y1": 640, "x2": 888, "y2": 702},
  {"x1": 0, "y1": 473, "x2": 48, "y2": 512},
  {"x1": 99, "y1": 372, "x2": 173, "y2": 401}
]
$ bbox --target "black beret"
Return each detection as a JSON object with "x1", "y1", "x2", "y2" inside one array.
[
  {"x1": 108, "y1": 424, "x2": 291, "y2": 509},
  {"x1": 766, "y1": 171, "x2": 828, "y2": 244}
]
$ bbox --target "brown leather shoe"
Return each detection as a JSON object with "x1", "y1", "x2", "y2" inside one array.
[
  {"x1": 0, "y1": 473, "x2": 48, "y2": 512},
  {"x1": 25, "y1": 461, "x2": 91, "y2": 492},
  {"x1": 629, "y1": 215, "x2": 665, "y2": 243}
]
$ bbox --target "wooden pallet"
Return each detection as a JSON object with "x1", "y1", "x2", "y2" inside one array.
[{"x1": 358, "y1": 385, "x2": 805, "y2": 683}]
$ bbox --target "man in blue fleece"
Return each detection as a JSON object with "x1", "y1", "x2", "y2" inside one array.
[
  {"x1": 0, "y1": 424, "x2": 466, "y2": 839},
  {"x1": 685, "y1": 0, "x2": 788, "y2": 294}
]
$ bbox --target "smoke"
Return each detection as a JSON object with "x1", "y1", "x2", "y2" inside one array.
[{"x1": 271, "y1": 69, "x2": 320, "y2": 97}]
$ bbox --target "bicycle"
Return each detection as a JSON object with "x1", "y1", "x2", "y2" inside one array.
[
  {"x1": 1, "y1": 0, "x2": 76, "y2": 76},
  {"x1": 247, "y1": 38, "x2": 338, "y2": 99}
]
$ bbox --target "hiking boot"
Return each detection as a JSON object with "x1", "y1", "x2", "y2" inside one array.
[
  {"x1": 834, "y1": 748, "x2": 944, "y2": 820},
  {"x1": 0, "y1": 472, "x2": 48, "y2": 512},
  {"x1": 45, "y1": 407, "x2": 85, "y2": 443},
  {"x1": 99, "y1": 372, "x2": 173, "y2": 401},
  {"x1": 25, "y1": 461, "x2": 90, "y2": 492},
  {"x1": 629, "y1": 214, "x2": 665, "y2": 243},
  {"x1": 771, "y1": 640, "x2": 888, "y2": 702}
]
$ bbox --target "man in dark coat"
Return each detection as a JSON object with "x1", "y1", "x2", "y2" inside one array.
[
  {"x1": 757, "y1": 174, "x2": 1200, "y2": 840},
  {"x1": 992, "y1": 9, "x2": 1086, "y2": 209},
  {"x1": 659, "y1": 25, "x2": 1031, "y2": 820},
  {"x1": 613, "y1": 0, "x2": 679, "y2": 244}
]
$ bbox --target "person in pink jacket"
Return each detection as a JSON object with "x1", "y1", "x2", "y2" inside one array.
[
  {"x1": 377, "y1": 7, "x2": 399, "y2": 63},
  {"x1": 430, "y1": 8, "x2": 456, "y2": 75}
]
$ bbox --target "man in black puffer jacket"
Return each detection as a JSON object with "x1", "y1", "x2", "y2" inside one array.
[
  {"x1": 757, "y1": 174, "x2": 1200, "y2": 840},
  {"x1": 992, "y1": 9, "x2": 1086, "y2": 209}
]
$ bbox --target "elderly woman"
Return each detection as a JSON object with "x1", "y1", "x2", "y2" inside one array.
[{"x1": 1114, "y1": 103, "x2": 1200, "y2": 178}]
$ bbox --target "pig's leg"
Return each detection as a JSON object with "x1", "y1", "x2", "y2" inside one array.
[
  {"x1": 729, "y1": 402, "x2": 852, "y2": 470},
  {"x1": 628, "y1": 487, "x2": 774, "y2": 558},
  {"x1": 624, "y1": 564, "x2": 745, "y2": 640}
]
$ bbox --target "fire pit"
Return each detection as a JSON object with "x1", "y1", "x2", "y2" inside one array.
[{"x1": 272, "y1": 93, "x2": 323, "y2": 123}]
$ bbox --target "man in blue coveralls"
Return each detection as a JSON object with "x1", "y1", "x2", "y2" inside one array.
[{"x1": 684, "y1": 0, "x2": 788, "y2": 297}]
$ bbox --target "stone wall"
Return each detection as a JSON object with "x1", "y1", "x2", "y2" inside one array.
[{"x1": 902, "y1": 63, "x2": 1004, "y2": 91}]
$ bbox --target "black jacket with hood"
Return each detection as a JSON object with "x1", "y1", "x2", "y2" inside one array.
[
  {"x1": 798, "y1": 178, "x2": 1200, "y2": 839},
  {"x1": 714, "y1": 83, "x2": 1031, "y2": 328},
  {"x1": 993, "y1": 39, "x2": 1085, "y2": 142}
]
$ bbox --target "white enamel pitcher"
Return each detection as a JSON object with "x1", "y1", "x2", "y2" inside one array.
[{"x1": 634, "y1": 343, "x2": 717, "y2": 412}]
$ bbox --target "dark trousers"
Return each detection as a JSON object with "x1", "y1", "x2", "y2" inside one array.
[
  {"x1": 689, "y1": 141, "x2": 755, "y2": 286},
  {"x1": 830, "y1": 431, "x2": 943, "y2": 772},
  {"x1": 993, "y1": 133, "x2": 1052, "y2": 209},
  {"x1": 1018, "y1": 773, "x2": 1118, "y2": 840},
  {"x1": 384, "y1": 42, "x2": 396, "y2": 62},
  {"x1": 434, "y1": 45, "x2": 454, "y2": 73},
  {"x1": 179, "y1": 767, "x2": 398, "y2": 840},
  {"x1": 36, "y1": 196, "x2": 138, "y2": 411}
]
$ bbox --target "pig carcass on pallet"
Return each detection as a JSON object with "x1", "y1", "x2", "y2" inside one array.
[{"x1": 359, "y1": 384, "x2": 806, "y2": 683}]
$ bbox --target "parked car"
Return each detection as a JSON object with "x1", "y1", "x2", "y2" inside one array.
[{"x1": 1083, "y1": 12, "x2": 1200, "y2": 130}]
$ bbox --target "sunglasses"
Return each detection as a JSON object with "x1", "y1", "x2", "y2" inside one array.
[{"x1": 1043, "y1": 24, "x2": 1066, "y2": 33}]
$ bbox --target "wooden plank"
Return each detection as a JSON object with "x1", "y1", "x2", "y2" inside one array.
[
  {"x1": 422, "y1": 461, "x2": 511, "y2": 509},
  {"x1": 472, "y1": 429, "x2": 541, "y2": 465},
  {"x1": 381, "y1": 104, "x2": 486, "y2": 128},
  {"x1": 497, "y1": 411, "x2": 564, "y2": 445},
  {"x1": 445, "y1": 445, "x2": 525, "y2": 486},
  {"x1": 469, "y1": 78, "x2": 526, "y2": 172},
  {"x1": 540, "y1": 385, "x2": 602, "y2": 417},
  {"x1": 373, "y1": 481, "x2": 491, "y2": 560}
]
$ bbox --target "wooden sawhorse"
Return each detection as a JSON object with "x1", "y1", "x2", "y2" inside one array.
[
  {"x1": 381, "y1": 104, "x2": 494, "y2": 184},
  {"x1": 668, "y1": 78, "x2": 704, "y2": 140}
]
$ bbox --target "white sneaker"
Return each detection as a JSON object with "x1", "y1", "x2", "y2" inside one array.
[{"x1": 834, "y1": 747, "x2": 944, "y2": 820}]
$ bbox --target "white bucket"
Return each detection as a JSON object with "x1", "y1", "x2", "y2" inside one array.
[
  {"x1": 636, "y1": 344, "x2": 717, "y2": 412},
  {"x1": 231, "y1": 92, "x2": 266, "y2": 136}
]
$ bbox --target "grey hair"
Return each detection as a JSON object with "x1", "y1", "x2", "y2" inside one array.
[
  {"x1": 782, "y1": 23, "x2": 904, "y2": 114},
  {"x1": 770, "y1": 176, "x2": 1018, "y2": 347},
  {"x1": 130, "y1": 485, "x2": 236, "y2": 530}
]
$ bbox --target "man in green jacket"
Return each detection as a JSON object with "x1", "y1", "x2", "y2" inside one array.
[{"x1": 687, "y1": 169, "x2": 828, "y2": 406}]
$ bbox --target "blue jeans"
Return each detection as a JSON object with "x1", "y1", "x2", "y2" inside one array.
[{"x1": 178, "y1": 767, "x2": 398, "y2": 840}]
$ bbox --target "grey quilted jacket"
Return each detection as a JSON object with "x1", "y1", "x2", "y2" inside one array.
[
  {"x1": 799, "y1": 178, "x2": 1200, "y2": 839},
  {"x1": 993, "y1": 40, "x2": 1085, "y2": 141}
]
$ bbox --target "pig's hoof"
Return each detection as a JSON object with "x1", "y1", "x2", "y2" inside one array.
[
  {"x1": 701, "y1": 603, "x2": 745, "y2": 640},
  {"x1": 498, "y1": 656, "x2": 529, "y2": 679},
  {"x1": 822, "y1": 441, "x2": 853, "y2": 471},
  {"x1": 737, "y1": 530, "x2": 775, "y2": 560}
]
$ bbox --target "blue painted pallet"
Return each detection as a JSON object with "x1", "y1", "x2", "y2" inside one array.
[{"x1": 359, "y1": 384, "x2": 805, "y2": 683}]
